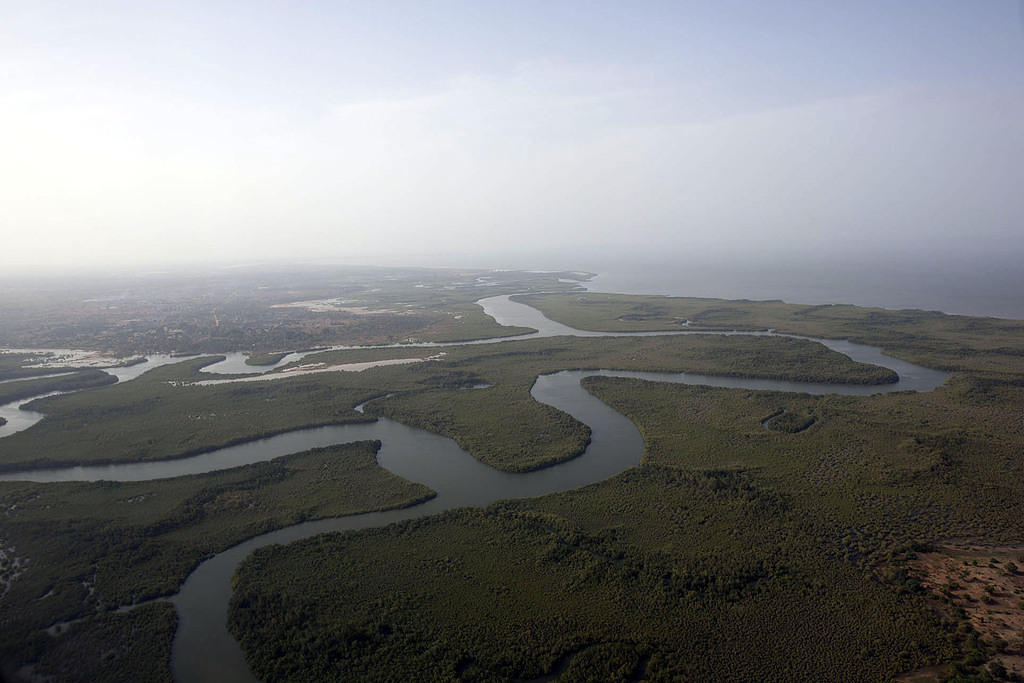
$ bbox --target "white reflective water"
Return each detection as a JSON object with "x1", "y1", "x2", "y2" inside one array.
[{"x1": 0, "y1": 355, "x2": 183, "y2": 439}]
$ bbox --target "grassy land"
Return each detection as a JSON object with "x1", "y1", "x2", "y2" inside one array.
[
  {"x1": 359, "y1": 333, "x2": 895, "y2": 472},
  {"x1": 0, "y1": 369, "x2": 116, "y2": 405},
  {"x1": 301, "y1": 331, "x2": 897, "y2": 385},
  {"x1": 402, "y1": 301, "x2": 534, "y2": 343},
  {"x1": 244, "y1": 351, "x2": 290, "y2": 366},
  {"x1": 5, "y1": 291, "x2": 1023, "y2": 679},
  {"x1": 0, "y1": 357, "x2": 387, "y2": 472},
  {"x1": 276, "y1": 345, "x2": 441, "y2": 371},
  {"x1": 0, "y1": 441, "x2": 434, "y2": 676},
  {"x1": 762, "y1": 408, "x2": 817, "y2": 433},
  {"x1": 369, "y1": 385, "x2": 592, "y2": 472},
  {"x1": 0, "y1": 353, "x2": 78, "y2": 382},
  {"x1": 230, "y1": 369, "x2": 1024, "y2": 680},
  {"x1": 580, "y1": 376, "x2": 1024, "y2": 556},
  {"x1": 13, "y1": 602, "x2": 177, "y2": 683},
  {"x1": 230, "y1": 493, "x2": 950, "y2": 682},
  {"x1": 515, "y1": 292, "x2": 1024, "y2": 374},
  {"x1": 228, "y1": 300, "x2": 1024, "y2": 681},
  {"x1": 0, "y1": 334, "x2": 895, "y2": 474}
]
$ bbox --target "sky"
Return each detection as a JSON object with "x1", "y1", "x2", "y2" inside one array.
[{"x1": 1, "y1": 1, "x2": 1023, "y2": 274}]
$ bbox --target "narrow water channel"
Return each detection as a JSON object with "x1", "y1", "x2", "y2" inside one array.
[
  {"x1": 0, "y1": 355, "x2": 183, "y2": 439},
  {"x1": 0, "y1": 297, "x2": 949, "y2": 682}
]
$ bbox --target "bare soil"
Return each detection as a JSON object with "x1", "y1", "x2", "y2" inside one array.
[{"x1": 906, "y1": 544, "x2": 1024, "y2": 681}]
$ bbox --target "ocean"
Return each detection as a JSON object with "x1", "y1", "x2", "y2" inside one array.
[{"x1": 579, "y1": 258, "x2": 1024, "y2": 320}]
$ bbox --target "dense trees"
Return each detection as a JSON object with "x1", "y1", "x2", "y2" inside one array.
[
  {"x1": 231, "y1": 365, "x2": 1024, "y2": 680},
  {"x1": 0, "y1": 442, "x2": 433, "y2": 676}
]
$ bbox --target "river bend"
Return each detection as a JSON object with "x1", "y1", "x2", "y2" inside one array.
[{"x1": 0, "y1": 296, "x2": 949, "y2": 682}]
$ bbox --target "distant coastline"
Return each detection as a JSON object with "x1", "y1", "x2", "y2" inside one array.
[{"x1": 582, "y1": 260, "x2": 1024, "y2": 320}]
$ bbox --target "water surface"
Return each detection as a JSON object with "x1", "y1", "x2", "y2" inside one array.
[{"x1": 0, "y1": 296, "x2": 950, "y2": 682}]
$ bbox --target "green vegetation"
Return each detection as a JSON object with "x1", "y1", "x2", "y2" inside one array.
[
  {"x1": 16, "y1": 602, "x2": 177, "y2": 683},
  {"x1": 0, "y1": 352, "x2": 77, "y2": 382},
  {"x1": 0, "y1": 441, "x2": 434, "y2": 676},
  {"x1": 370, "y1": 385, "x2": 591, "y2": 472},
  {"x1": 762, "y1": 408, "x2": 817, "y2": 433},
  {"x1": 395, "y1": 301, "x2": 533, "y2": 344},
  {"x1": 230, "y1": 368, "x2": 1024, "y2": 680},
  {"x1": 516, "y1": 292, "x2": 1024, "y2": 373},
  {"x1": 358, "y1": 333, "x2": 895, "y2": 471},
  {"x1": 0, "y1": 334, "x2": 894, "y2": 474},
  {"x1": 0, "y1": 369, "x2": 116, "y2": 406},
  {"x1": 580, "y1": 375, "x2": 1024, "y2": 551},
  {"x1": 0, "y1": 357, "x2": 383, "y2": 472},
  {"x1": 277, "y1": 345, "x2": 437, "y2": 371},
  {"x1": 244, "y1": 351, "x2": 290, "y2": 366},
  {"x1": 5, "y1": 282, "x2": 1024, "y2": 680},
  {"x1": 306, "y1": 332, "x2": 896, "y2": 386},
  {"x1": 228, "y1": 297, "x2": 1024, "y2": 681},
  {"x1": 230, "y1": 492, "x2": 949, "y2": 682}
]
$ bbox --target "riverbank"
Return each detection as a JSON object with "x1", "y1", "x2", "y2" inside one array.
[
  {"x1": 0, "y1": 441, "x2": 435, "y2": 680},
  {"x1": 10, "y1": 291, "x2": 1024, "y2": 681}
]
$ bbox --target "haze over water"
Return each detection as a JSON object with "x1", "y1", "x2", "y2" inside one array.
[
  {"x1": 2, "y1": 2, "x2": 1022, "y2": 285},
  {"x1": 580, "y1": 254, "x2": 1024, "y2": 320}
]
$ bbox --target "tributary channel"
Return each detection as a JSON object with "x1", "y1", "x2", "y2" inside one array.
[{"x1": 0, "y1": 296, "x2": 949, "y2": 682}]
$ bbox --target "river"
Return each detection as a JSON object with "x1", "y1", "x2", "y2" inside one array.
[{"x1": 0, "y1": 296, "x2": 948, "y2": 682}]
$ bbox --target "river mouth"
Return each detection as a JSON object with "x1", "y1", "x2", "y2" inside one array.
[{"x1": 0, "y1": 295, "x2": 949, "y2": 683}]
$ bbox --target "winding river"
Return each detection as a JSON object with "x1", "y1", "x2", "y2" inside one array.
[
  {"x1": 0, "y1": 355, "x2": 183, "y2": 439},
  {"x1": 0, "y1": 296, "x2": 948, "y2": 682}
]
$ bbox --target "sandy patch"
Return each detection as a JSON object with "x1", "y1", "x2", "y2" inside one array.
[
  {"x1": 1, "y1": 348, "x2": 127, "y2": 369},
  {"x1": 270, "y1": 298, "x2": 397, "y2": 314},
  {"x1": 906, "y1": 544, "x2": 1024, "y2": 679},
  {"x1": 184, "y1": 353, "x2": 445, "y2": 386},
  {"x1": 0, "y1": 541, "x2": 28, "y2": 599}
]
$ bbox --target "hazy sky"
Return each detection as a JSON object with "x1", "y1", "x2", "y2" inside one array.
[{"x1": 2, "y1": 1, "x2": 1023, "y2": 273}]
